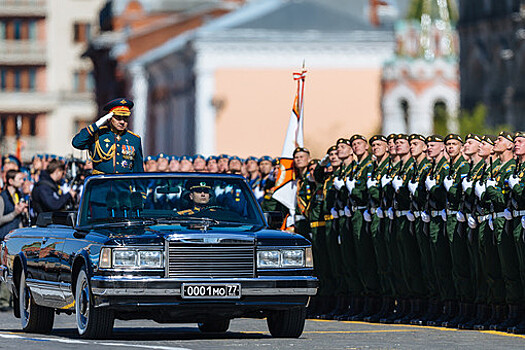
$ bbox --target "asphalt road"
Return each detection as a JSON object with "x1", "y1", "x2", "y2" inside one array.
[{"x1": 0, "y1": 311, "x2": 524, "y2": 349}]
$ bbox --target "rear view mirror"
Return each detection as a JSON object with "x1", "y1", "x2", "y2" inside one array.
[{"x1": 264, "y1": 211, "x2": 284, "y2": 230}]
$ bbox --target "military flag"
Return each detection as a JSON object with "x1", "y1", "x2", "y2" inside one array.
[{"x1": 271, "y1": 67, "x2": 307, "y2": 225}]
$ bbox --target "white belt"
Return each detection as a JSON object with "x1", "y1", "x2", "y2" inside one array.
[
  {"x1": 477, "y1": 214, "x2": 491, "y2": 223},
  {"x1": 446, "y1": 209, "x2": 458, "y2": 215},
  {"x1": 395, "y1": 210, "x2": 411, "y2": 217},
  {"x1": 295, "y1": 215, "x2": 306, "y2": 222},
  {"x1": 353, "y1": 206, "x2": 367, "y2": 211},
  {"x1": 513, "y1": 210, "x2": 525, "y2": 217},
  {"x1": 430, "y1": 210, "x2": 441, "y2": 217},
  {"x1": 493, "y1": 212, "x2": 506, "y2": 219},
  {"x1": 412, "y1": 211, "x2": 421, "y2": 218}
]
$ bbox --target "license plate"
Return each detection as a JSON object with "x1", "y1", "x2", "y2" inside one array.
[{"x1": 181, "y1": 284, "x2": 241, "y2": 299}]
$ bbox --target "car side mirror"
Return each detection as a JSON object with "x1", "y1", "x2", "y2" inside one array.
[{"x1": 264, "y1": 211, "x2": 284, "y2": 230}]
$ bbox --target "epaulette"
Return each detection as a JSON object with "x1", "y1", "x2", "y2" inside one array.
[
  {"x1": 177, "y1": 209, "x2": 193, "y2": 215},
  {"x1": 421, "y1": 163, "x2": 431, "y2": 170},
  {"x1": 127, "y1": 130, "x2": 141, "y2": 138},
  {"x1": 444, "y1": 163, "x2": 450, "y2": 169},
  {"x1": 99, "y1": 125, "x2": 108, "y2": 129}
]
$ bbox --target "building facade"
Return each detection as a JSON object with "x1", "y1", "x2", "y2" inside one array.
[{"x1": 0, "y1": 0, "x2": 104, "y2": 161}]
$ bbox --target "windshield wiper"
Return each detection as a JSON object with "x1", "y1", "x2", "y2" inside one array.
[
  {"x1": 85, "y1": 217, "x2": 157, "y2": 229},
  {"x1": 156, "y1": 216, "x2": 220, "y2": 226}
]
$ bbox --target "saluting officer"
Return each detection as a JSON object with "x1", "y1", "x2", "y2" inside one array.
[{"x1": 72, "y1": 98, "x2": 144, "y2": 174}]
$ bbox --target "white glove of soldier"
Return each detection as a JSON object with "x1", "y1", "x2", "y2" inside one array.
[
  {"x1": 462, "y1": 177, "x2": 473, "y2": 191},
  {"x1": 61, "y1": 182, "x2": 71, "y2": 194},
  {"x1": 392, "y1": 176, "x2": 403, "y2": 192},
  {"x1": 444, "y1": 176, "x2": 454, "y2": 192},
  {"x1": 253, "y1": 186, "x2": 265, "y2": 200},
  {"x1": 486, "y1": 179, "x2": 497, "y2": 189},
  {"x1": 224, "y1": 185, "x2": 234, "y2": 194},
  {"x1": 319, "y1": 154, "x2": 330, "y2": 167},
  {"x1": 333, "y1": 177, "x2": 344, "y2": 191},
  {"x1": 363, "y1": 209, "x2": 372, "y2": 222},
  {"x1": 408, "y1": 180, "x2": 418, "y2": 196},
  {"x1": 95, "y1": 112, "x2": 113, "y2": 128},
  {"x1": 421, "y1": 211, "x2": 431, "y2": 223},
  {"x1": 425, "y1": 176, "x2": 437, "y2": 191},
  {"x1": 367, "y1": 178, "x2": 378, "y2": 189},
  {"x1": 440, "y1": 209, "x2": 447, "y2": 222},
  {"x1": 475, "y1": 181, "x2": 486, "y2": 199},
  {"x1": 215, "y1": 186, "x2": 225, "y2": 197},
  {"x1": 468, "y1": 216, "x2": 477, "y2": 229},
  {"x1": 456, "y1": 211, "x2": 466, "y2": 222},
  {"x1": 376, "y1": 207, "x2": 384, "y2": 218},
  {"x1": 508, "y1": 175, "x2": 520, "y2": 189},
  {"x1": 330, "y1": 207, "x2": 339, "y2": 219},
  {"x1": 406, "y1": 211, "x2": 416, "y2": 222},
  {"x1": 387, "y1": 207, "x2": 394, "y2": 220},
  {"x1": 345, "y1": 178, "x2": 356, "y2": 193},
  {"x1": 521, "y1": 216, "x2": 525, "y2": 229},
  {"x1": 344, "y1": 206, "x2": 352, "y2": 217},
  {"x1": 381, "y1": 175, "x2": 392, "y2": 188},
  {"x1": 488, "y1": 217, "x2": 494, "y2": 231},
  {"x1": 154, "y1": 186, "x2": 164, "y2": 200},
  {"x1": 286, "y1": 215, "x2": 295, "y2": 228},
  {"x1": 503, "y1": 208, "x2": 513, "y2": 221}
]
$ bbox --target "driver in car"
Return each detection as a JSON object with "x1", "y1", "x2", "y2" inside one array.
[{"x1": 177, "y1": 180, "x2": 217, "y2": 215}]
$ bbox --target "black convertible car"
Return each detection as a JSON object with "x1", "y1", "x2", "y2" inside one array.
[{"x1": 0, "y1": 173, "x2": 317, "y2": 339}]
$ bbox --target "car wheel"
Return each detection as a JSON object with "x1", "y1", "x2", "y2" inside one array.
[
  {"x1": 19, "y1": 270, "x2": 54, "y2": 333},
  {"x1": 198, "y1": 319, "x2": 230, "y2": 333},
  {"x1": 267, "y1": 307, "x2": 306, "y2": 338},
  {"x1": 75, "y1": 267, "x2": 114, "y2": 339}
]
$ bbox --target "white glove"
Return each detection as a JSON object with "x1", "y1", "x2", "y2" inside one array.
[
  {"x1": 363, "y1": 209, "x2": 372, "y2": 222},
  {"x1": 508, "y1": 175, "x2": 520, "y2": 189},
  {"x1": 425, "y1": 177, "x2": 437, "y2": 191},
  {"x1": 344, "y1": 206, "x2": 352, "y2": 217},
  {"x1": 376, "y1": 207, "x2": 384, "y2": 219},
  {"x1": 215, "y1": 186, "x2": 225, "y2": 197},
  {"x1": 333, "y1": 177, "x2": 344, "y2": 190},
  {"x1": 486, "y1": 179, "x2": 497, "y2": 189},
  {"x1": 440, "y1": 209, "x2": 447, "y2": 222},
  {"x1": 253, "y1": 186, "x2": 265, "y2": 200},
  {"x1": 421, "y1": 211, "x2": 430, "y2": 223},
  {"x1": 522, "y1": 216, "x2": 525, "y2": 229},
  {"x1": 475, "y1": 181, "x2": 486, "y2": 199},
  {"x1": 503, "y1": 208, "x2": 513, "y2": 221},
  {"x1": 444, "y1": 176, "x2": 454, "y2": 192},
  {"x1": 468, "y1": 216, "x2": 477, "y2": 229},
  {"x1": 387, "y1": 207, "x2": 394, "y2": 220},
  {"x1": 462, "y1": 177, "x2": 473, "y2": 191},
  {"x1": 286, "y1": 215, "x2": 295, "y2": 227},
  {"x1": 488, "y1": 217, "x2": 494, "y2": 231},
  {"x1": 408, "y1": 181, "x2": 418, "y2": 196},
  {"x1": 381, "y1": 175, "x2": 392, "y2": 188},
  {"x1": 392, "y1": 176, "x2": 403, "y2": 192},
  {"x1": 95, "y1": 112, "x2": 113, "y2": 128},
  {"x1": 61, "y1": 182, "x2": 71, "y2": 193},
  {"x1": 367, "y1": 178, "x2": 378, "y2": 189},
  {"x1": 319, "y1": 154, "x2": 329, "y2": 166},
  {"x1": 345, "y1": 178, "x2": 356, "y2": 193},
  {"x1": 406, "y1": 211, "x2": 416, "y2": 222},
  {"x1": 224, "y1": 185, "x2": 234, "y2": 193},
  {"x1": 456, "y1": 211, "x2": 466, "y2": 222},
  {"x1": 154, "y1": 187, "x2": 165, "y2": 200},
  {"x1": 330, "y1": 207, "x2": 339, "y2": 219}
]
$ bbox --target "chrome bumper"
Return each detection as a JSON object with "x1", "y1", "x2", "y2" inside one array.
[{"x1": 90, "y1": 275, "x2": 318, "y2": 297}]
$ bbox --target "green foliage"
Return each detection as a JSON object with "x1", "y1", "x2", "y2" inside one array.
[{"x1": 406, "y1": 0, "x2": 458, "y2": 22}]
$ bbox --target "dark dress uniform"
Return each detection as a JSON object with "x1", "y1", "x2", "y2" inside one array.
[{"x1": 71, "y1": 98, "x2": 144, "y2": 174}]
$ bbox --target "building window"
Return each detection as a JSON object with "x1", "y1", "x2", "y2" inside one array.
[
  {"x1": 0, "y1": 69, "x2": 5, "y2": 91},
  {"x1": 73, "y1": 70, "x2": 93, "y2": 92},
  {"x1": 73, "y1": 22, "x2": 91, "y2": 43},
  {"x1": 0, "y1": 114, "x2": 38, "y2": 137},
  {"x1": 28, "y1": 68, "x2": 36, "y2": 91},
  {"x1": 13, "y1": 69, "x2": 21, "y2": 90},
  {"x1": 13, "y1": 20, "x2": 21, "y2": 40},
  {"x1": 28, "y1": 20, "x2": 36, "y2": 40}
]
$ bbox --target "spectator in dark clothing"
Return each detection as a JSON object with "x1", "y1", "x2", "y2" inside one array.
[
  {"x1": 31, "y1": 160, "x2": 76, "y2": 214},
  {"x1": 0, "y1": 170, "x2": 28, "y2": 311}
]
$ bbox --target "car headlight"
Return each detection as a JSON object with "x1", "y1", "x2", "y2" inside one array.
[
  {"x1": 113, "y1": 250, "x2": 137, "y2": 268},
  {"x1": 257, "y1": 248, "x2": 312, "y2": 268},
  {"x1": 138, "y1": 250, "x2": 163, "y2": 268},
  {"x1": 257, "y1": 250, "x2": 280, "y2": 268},
  {"x1": 101, "y1": 248, "x2": 164, "y2": 269}
]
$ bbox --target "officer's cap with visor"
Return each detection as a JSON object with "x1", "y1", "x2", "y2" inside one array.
[
  {"x1": 425, "y1": 135, "x2": 444, "y2": 144},
  {"x1": 499, "y1": 131, "x2": 515, "y2": 143},
  {"x1": 409, "y1": 134, "x2": 426, "y2": 142},
  {"x1": 369, "y1": 135, "x2": 387, "y2": 145},
  {"x1": 293, "y1": 147, "x2": 310, "y2": 156},
  {"x1": 103, "y1": 98, "x2": 134, "y2": 117},
  {"x1": 444, "y1": 134, "x2": 463, "y2": 143},
  {"x1": 187, "y1": 180, "x2": 212, "y2": 194},
  {"x1": 465, "y1": 133, "x2": 482, "y2": 143}
]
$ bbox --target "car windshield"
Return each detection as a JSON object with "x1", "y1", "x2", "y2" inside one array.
[{"x1": 78, "y1": 174, "x2": 264, "y2": 227}]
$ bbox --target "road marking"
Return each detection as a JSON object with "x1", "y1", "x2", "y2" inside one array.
[
  {"x1": 97, "y1": 343, "x2": 191, "y2": 350},
  {"x1": 304, "y1": 330, "x2": 415, "y2": 334}
]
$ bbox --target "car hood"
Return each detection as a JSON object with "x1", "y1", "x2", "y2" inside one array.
[{"x1": 100, "y1": 225, "x2": 310, "y2": 247}]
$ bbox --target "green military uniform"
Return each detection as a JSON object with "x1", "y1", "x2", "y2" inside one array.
[
  {"x1": 295, "y1": 169, "x2": 312, "y2": 239},
  {"x1": 72, "y1": 98, "x2": 144, "y2": 174}
]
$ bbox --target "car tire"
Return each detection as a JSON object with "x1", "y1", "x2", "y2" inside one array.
[
  {"x1": 19, "y1": 270, "x2": 54, "y2": 334},
  {"x1": 198, "y1": 319, "x2": 230, "y2": 333},
  {"x1": 267, "y1": 307, "x2": 306, "y2": 338},
  {"x1": 75, "y1": 267, "x2": 114, "y2": 339}
]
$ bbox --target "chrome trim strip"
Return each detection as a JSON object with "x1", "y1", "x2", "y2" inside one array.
[
  {"x1": 91, "y1": 275, "x2": 316, "y2": 282},
  {"x1": 91, "y1": 287, "x2": 317, "y2": 296}
]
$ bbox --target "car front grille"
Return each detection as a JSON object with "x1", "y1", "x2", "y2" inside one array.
[{"x1": 167, "y1": 243, "x2": 255, "y2": 278}]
